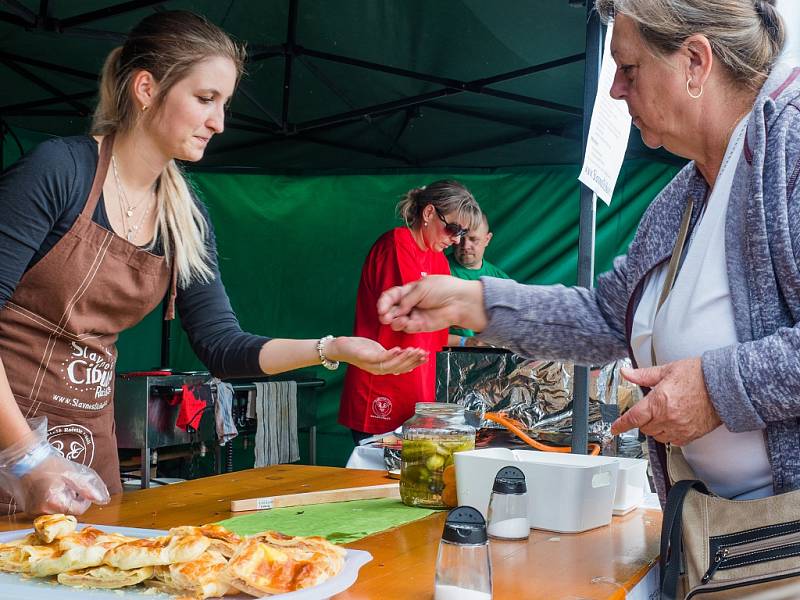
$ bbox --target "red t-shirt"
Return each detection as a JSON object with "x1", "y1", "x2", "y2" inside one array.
[{"x1": 339, "y1": 227, "x2": 450, "y2": 433}]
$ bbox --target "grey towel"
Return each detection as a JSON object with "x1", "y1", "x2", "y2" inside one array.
[
  {"x1": 211, "y1": 379, "x2": 238, "y2": 445},
  {"x1": 246, "y1": 389, "x2": 257, "y2": 419},
  {"x1": 254, "y1": 381, "x2": 299, "y2": 466}
]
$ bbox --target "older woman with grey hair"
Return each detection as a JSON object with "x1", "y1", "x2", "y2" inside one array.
[{"x1": 376, "y1": 0, "x2": 798, "y2": 504}]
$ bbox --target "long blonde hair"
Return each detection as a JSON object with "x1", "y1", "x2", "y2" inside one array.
[{"x1": 92, "y1": 11, "x2": 245, "y2": 287}]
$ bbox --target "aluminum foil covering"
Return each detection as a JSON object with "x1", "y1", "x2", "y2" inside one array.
[{"x1": 435, "y1": 349, "x2": 615, "y2": 447}]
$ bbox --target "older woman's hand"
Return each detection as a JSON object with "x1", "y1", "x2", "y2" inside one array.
[
  {"x1": 610, "y1": 357, "x2": 722, "y2": 446},
  {"x1": 378, "y1": 275, "x2": 487, "y2": 334},
  {"x1": 327, "y1": 336, "x2": 428, "y2": 375}
]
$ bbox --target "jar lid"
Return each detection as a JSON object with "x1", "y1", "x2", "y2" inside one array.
[
  {"x1": 441, "y1": 506, "x2": 487, "y2": 545},
  {"x1": 492, "y1": 466, "x2": 527, "y2": 494},
  {"x1": 414, "y1": 402, "x2": 465, "y2": 415}
]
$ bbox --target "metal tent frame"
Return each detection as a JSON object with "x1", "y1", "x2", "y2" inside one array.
[
  {"x1": 0, "y1": 0, "x2": 612, "y2": 453},
  {"x1": 0, "y1": 0, "x2": 592, "y2": 168}
]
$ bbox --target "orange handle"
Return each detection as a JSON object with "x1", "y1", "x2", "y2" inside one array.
[{"x1": 484, "y1": 412, "x2": 601, "y2": 456}]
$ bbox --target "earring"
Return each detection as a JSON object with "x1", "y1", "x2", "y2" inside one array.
[
  {"x1": 142, "y1": 105, "x2": 149, "y2": 112},
  {"x1": 686, "y1": 79, "x2": 703, "y2": 99},
  {"x1": 424, "y1": 221, "x2": 428, "y2": 227}
]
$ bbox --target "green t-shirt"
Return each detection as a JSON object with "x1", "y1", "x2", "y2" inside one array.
[{"x1": 447, "y1": 254, "x2": 509, "y2": 338}]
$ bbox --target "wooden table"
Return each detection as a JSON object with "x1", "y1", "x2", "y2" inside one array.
[{"x1": 0, "y1": 465, "x2": 661, "y2": 599}]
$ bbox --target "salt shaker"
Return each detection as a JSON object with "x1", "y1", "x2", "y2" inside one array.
[
  {"x1": 486, "y1": 466, "x2": 530, "y2": 541},
  {"x1": 434, "y1": 506, "x2": 493, "y2": 600}
]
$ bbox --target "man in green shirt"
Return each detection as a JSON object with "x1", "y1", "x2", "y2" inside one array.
[{"x1": 447, "y1": 213, "x2": 509, "y2": 346}]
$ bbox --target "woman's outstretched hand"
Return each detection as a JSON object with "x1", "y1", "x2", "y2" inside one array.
[
  {"x1": 377, "y1": 275, "x2": 487, "y2": 334},
  {"x1": 327, "y1": 337, "x2": 428, "y2": 375}
]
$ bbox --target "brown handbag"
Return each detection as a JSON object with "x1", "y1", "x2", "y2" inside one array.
[{"x1": 660, "y1": 447, "x2": 800, "y2": 599}]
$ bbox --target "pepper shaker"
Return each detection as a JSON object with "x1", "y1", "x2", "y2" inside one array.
[
  {"x1": 434, "y1": 506, "x2": 492, "y2": 600},
  {"x1": 487, "y1": 466, "x2": 530, "y2": 541}
]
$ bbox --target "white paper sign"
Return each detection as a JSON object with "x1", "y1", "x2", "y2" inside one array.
[{"x1": 578, "y1": 22, "x2": 631, "y2": 206}]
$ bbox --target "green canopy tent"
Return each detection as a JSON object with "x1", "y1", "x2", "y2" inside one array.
[{"x1": 0, "y1": 1, "x2": 682, "y2": 464}]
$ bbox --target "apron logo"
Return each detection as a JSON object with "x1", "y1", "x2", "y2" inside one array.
[
  {"x1": 48, "y1": 424, "x2": 95, "y2": 466},
  {"x1": 62, "y1": 341, "x2": 115, "y2": 399},
  {"x1": 371, "y1": 396, "x2": 393, "y2": 420}
]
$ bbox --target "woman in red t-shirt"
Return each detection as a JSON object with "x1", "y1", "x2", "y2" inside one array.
[{"x1": 339, "y1": 181, "x2": 482, "y2": 442}]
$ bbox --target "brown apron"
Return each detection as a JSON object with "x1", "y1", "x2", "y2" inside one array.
[{"x1": 0, "y1": 135, "x2": 176, "y2": 513}]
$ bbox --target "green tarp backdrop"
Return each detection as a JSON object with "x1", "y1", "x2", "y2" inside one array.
[
  {"x1": 115, "y1": 160, "x2": 680, "y2": 465},
  {"x1": 0, "y1": 2, "x2": 684, "y2": 467}
]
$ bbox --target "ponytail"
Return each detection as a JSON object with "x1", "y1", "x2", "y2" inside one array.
[{"x1": 396, "y1": 187, "x2": 427, "y2": 228}]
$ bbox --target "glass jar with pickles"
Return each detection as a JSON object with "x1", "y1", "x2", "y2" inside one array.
[{"x1": 400, "y1": 403, "x2": 475, "y2": 509}]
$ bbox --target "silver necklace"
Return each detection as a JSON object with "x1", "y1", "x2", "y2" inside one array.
[{"x1": 110, "y1": 154, "x2": 156, "y2": 242}]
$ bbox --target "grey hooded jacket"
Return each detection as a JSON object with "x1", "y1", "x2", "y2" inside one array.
[{"x1": 479, "y1": 64, "x2": 800, "y2": 503}]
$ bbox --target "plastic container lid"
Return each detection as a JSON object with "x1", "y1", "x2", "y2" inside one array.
[
  {"x1": 441, "y1": 506, "x2": 487, "y2": 545},
  {"x1": 492, "y1": 465, "x2": 527, "y2": 494}
]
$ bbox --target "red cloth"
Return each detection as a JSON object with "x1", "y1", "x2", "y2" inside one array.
[
  {"x1": 339, "y1": 227, "x2": 450, "y2": 433},
  {"x1": 173, "y1": 384, "x2": 207, "y2": 432}
]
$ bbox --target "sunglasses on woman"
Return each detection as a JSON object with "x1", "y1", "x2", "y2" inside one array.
[{"x1": 435, "y1": 209, "x2": 469, "y2": 238}]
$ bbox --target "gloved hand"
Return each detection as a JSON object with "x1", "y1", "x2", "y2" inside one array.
[{"x1": 0, "y1": 417, "x2": 110, "y2": 515}]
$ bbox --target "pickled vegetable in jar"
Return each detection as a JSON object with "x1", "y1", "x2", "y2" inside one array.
[{"x1": 400, "y1": 403, "x2": 475, "y2": 509}]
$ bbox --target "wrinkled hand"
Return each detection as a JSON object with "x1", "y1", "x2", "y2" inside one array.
[
  {"x1": 377, "y1": 275, "x2": 486, "y2": 334},
  {"x1": 328, "y1": 336, "x2": 428, "y2": 375},
  {"x1": 610, "y1": 357, "x2": 722, "y2": 446}
]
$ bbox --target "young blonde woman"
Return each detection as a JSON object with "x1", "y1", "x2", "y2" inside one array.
[
  {"x1": 0, "y1": 11, "x2": 425, "y2": 516},
  {"x1": 339, "y1": 181, "x2": 481, "y2": 442}
]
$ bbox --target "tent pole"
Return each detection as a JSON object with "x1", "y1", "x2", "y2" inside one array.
[
  {"x1": 0, "y1": 120, "x2": 5, "y2": 172},
  {"x1": 281, "y1": 0, "x2": 299, "y2": 132},
  {"x1": 572, "y1": 2, "x2": 604, "y2": 455}
]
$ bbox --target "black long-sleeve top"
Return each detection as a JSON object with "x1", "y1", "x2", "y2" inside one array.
[{"x1": 0, "y1": 135, "x2": 269, "y2": 378}]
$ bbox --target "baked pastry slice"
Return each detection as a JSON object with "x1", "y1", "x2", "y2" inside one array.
[
  {"x1": 104, "y1": 533, "x2": 210, "y2": 570},
  {"x1": 255, "y1": 530, "x2": 346, "y2": 570},
  {"x1": 57, "y1": 564, "x2": 154, "y2": 589},
  {"x1": 148, "y1": 549, "x2": 232, "y2": 599},
  {"x1": 0, "y1": 535, "x2": 54, "y2": 573},
  {"x1": 27, "y1": 527, "x2": 135, "y2": 577},
  {"x1": 168, "y1": 523, "x2": 242, "y2": 557},
  {"x1": 33, "y1": 514, "x2": 78, "y2": 543},
  {"x1": 225, "y1": 532, "x2": 345, "y2": 596}
]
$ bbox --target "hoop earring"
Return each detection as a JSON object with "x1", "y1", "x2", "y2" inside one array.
[{"x1": 686, "y1": 79, "x2": 703, "y2": 99}]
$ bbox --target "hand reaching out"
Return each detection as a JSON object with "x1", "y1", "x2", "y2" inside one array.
[
  {"x1": 377, "y1": 275, "x2": 487, "y2": 334},
  {"x1": 327, "y1": 336, "x2": 428, "y2": 375}
]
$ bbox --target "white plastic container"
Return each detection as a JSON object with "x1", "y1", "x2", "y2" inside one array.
[
  {"x1": 608, "y1": 456, "x2": 649, "y2": 515},
  {"x1": 454, "y1": 448, "x2": 619, "y2": 533}
]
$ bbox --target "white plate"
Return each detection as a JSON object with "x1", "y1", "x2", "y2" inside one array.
[{"x1": 0, "y1": 525, "x2": 372, "y2": 600}]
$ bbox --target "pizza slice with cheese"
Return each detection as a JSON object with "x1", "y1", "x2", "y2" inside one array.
[
  {"x1": 147, "y1": 549, "x2": 232, "y2": 599},
  {"x1": 224, "y1": 531, "x2": 345, "y2": 596},
  {"x1": 33, "y1": 514, "x2": 78, "y2": 543},
  {"x1": 27, "y1": 526, "x2": 136, "y2": 577},
  {"x1": 103, "y1": 532, "x2": 210, "y2": 570},
  {"x1": 57, "y1": 564, "x2": 154, "y2": 589},
  {"x1": 168, "y1": 523, "x2": 242, "y2": 557}
]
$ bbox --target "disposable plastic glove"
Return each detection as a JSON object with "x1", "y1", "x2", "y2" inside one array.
[{"x1": 0, "y1": 417, "x2": 110, "y2": 515}]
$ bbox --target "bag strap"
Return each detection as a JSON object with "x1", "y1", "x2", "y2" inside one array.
[
  {"x1": 660, "y1": 478, "x2": 709, "y2": 599},
  {"x1": 650, "y1": 197, "x2": 695, "y2": 367}
]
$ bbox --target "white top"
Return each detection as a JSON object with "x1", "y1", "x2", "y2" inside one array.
[{"x1": 631, "y1": 117, "x2": 772, "y2": 500}]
